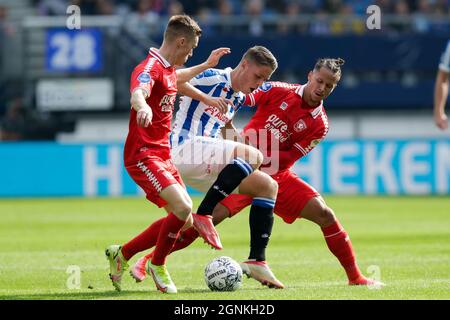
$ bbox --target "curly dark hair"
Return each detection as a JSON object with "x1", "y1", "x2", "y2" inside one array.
[{"x1": 314, "y1": 58, "x2": 345, "y2": 78}]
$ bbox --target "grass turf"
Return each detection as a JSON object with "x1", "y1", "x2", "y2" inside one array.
[{"x1": 0, "y1": 196, "x2": 449, "y2": 300}]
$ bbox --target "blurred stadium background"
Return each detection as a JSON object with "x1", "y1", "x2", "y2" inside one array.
[
  {"x1": 0, "y1": 0, "x2": 448, "y2": 197},
  {"x1": 0, "y1": 0, "x2": 449, "y2": 301}
]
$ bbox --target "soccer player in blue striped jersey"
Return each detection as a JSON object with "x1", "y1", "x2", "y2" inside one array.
[
  {"x1": 131, "y1": 46, "x2": 285, "y2": 289},
  {"x1": 170, "y1": 68, "x2": 244, "y2": 147}
]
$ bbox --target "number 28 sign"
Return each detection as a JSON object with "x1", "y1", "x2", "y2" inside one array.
[{"x1": 46, "y1": 28, "x2": 103, "y2": 72}]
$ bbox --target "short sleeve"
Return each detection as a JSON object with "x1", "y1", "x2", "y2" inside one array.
[
  {"x1": 243, "y1": 82, "x2": 273, "y2": 106},
  {"x1": 439, "y1": 40, "x2": 450, "y2": 73},
  {"x1": 130, "y1": 59, "x2": 160, "y2": 98}
]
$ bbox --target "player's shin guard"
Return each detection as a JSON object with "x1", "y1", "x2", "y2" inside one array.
[
  {"x1": 197, "y1": 158, "x2": 253, "y2": 216},
  {"x1": 151, "y1": 213, "x2": 185, "y2": 266},
  {"x1": 248, "y1": 197, "x2": 275, "y2": 261},
  {"x1": 321, "y1": 219, "x2": 363, "y2": 281}
]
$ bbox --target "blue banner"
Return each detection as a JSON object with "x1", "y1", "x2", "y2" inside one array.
[
  {"x1": 46, "y1": 28, "x2": 103, "y2": 72},
  {"x1": 293, "y1": 140, "x2": 449, "y2": 195},
  {"x1": 0, "y1": 140, "x2": 448, "y2": 197}
]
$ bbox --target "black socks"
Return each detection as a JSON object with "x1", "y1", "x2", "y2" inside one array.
[
  {"x1": 197, "y1": 157, "x2": 253, "y2": 215},
  {"x1": 248, "y1": 197, "x2": 275, "y2": 261}
]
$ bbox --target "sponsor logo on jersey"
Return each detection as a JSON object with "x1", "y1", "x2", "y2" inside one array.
[
  {"x1": 137, "y1": 72, "x2": 151, "y2": 83},
  {"x1": 260, "y1": 82, "x2": 272, "y2": 92},
  {"x1": 294, "y1": 119, "x2": 307, "y2": 132},
  {"x1": 279, "y1": 102, "x2": 288, "y2": 110},
  {"x1": 264, "y1": 114, "x2": 292, "y2": 142},
  {"x1": 160, "y1": 94, "x2": 176, "y2": 112},
  {"x1": 204, "y1": 105, "x2": 231, "y2": 123}
]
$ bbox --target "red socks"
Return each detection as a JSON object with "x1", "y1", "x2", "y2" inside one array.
[
  {"x1": 122, "y1": 215, "x2": 199, "y2": 263},
  {"x1": 121, "y1": 217, "x2": 166, "y2": 261},
  {"x1": 171, "y1": 227, "x2": 199, "y2": 252},
  {"x1": 142, "y1": 227, "x2": 199, "y2": 261},
  {"x1": 151, "y1": 212, "x2": 186, "y2": 265},
  {"x1": 321, "y1": 220, "x2": 362, "y2": 281}
]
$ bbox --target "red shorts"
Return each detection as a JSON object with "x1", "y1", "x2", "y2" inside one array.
[
  {"x1": 126, "y1": 156, "x2": 185, "y2": 208},
  {"x1": 221, "y1": 170, "x2": 320, "y2": 224}
]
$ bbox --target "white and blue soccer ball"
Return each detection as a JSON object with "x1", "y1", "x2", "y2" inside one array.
[{"x1": 204, "y1": 256, "x2": 243, "y2": 291}]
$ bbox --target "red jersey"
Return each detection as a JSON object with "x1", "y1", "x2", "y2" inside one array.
[
  {"x1": 242, "y1": 82, "x2": 329, "y2": 173},
  {"x1": 124, "y1": 48, "x2": 177, "y2": 166}
]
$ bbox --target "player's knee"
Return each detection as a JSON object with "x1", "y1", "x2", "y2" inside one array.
[
  {"x1": 268, "y1": 177, "x2": 278, "y2": 197},
  {"x1": 235, "y1": 145, "x2": 263, "y2": 170},
  {"x1": 172, "y1": 201, "x2": 192, "y2": 220},
  {"x1": 249, "y1": 147, "x2": 264, "y2": 169},
  {"x1": 317, "y1": 206, "x2": 336, "y2": 226},
  {"x1": 257, "y1": 175, "x2": 278, "y2": 198},
  {"x1": 303, "y1": 197, "x2": 336, "y2": 227},
  {"x1": 240, "y1": 171, "x2": 277, "y2": 198}
]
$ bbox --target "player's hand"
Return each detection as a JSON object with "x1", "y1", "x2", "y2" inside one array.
[
  {"x1": 205, "y1": 48, "x2": 231, "y2": 68},
  {"x1": 205, "y1": 96, "x2": 232, "y2": 114},
  {"x1": 434, "y1": 112, "x2": 448, "y2": 130},
  {"x1": 137, "y1": 105, "x2": 153, "y2": 127}
]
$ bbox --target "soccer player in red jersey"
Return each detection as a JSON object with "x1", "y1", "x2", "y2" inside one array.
[
  {"x1": 105, "y1": 15, "x2": 231, "y2": 294},
  {"x1": 213, "y1": 58, "x2": 385, "y2": 287}
]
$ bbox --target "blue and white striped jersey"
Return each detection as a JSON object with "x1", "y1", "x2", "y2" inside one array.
[
  {"x1": 439, "y1": 39, "x2": 450, "y2": 72},
  {"x1": 170, "y1": 67, "x2": 245, "y2": 148}
]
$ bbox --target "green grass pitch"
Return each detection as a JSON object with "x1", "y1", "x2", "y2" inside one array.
[{"x1": 0, "y1": 196, "x2": 449, "y2": 300}]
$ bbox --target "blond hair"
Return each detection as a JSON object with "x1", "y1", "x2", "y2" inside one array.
[{"x1": 243, "y1": 46, "x2": 278, "y2": 71}]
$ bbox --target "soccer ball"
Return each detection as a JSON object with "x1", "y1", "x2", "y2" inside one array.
[{"x1": 204, "y1": 256, "x2": 243, "y2": 291}]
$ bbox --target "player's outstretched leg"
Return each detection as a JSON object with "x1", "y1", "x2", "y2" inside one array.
[
  {"x1": 105, "y1": 244, "x2": 129, "y2": 291},
  {"x1": 112, "y1": 216, "x2": 166, "y2": 286},
  {"x1": 123, "y1": 212, "x2": 196, "y2": 281},
  {"x1": 145, "y1": 214, "x2": 184, "y2": 294},
  {"x1": 110, "y1": 215, "x2": 173, "y2": 289},
  {"x1": 121, "y1": 217, "x2": 166, "y2": 262},
  {"x1": 301, "y1": 196, "x2": 385, "y2": 287},
  {"x1": 121, "y1": 183, "x2": 192, "y2": 293},
  {"x1": 130, "y1": 227, "x2": 199, "y2": 283},
  {"x1": 194, "y1": 145, "x2": 263, "y2": 249}
]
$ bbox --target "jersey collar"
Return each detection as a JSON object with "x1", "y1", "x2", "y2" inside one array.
[
  {"x1": 295, "y1": 84, "x2": 323, "y2": 119},
  {"x1": 149, "y1": 47, "x2": 171, "y2": 68},
  {"x1": 223, "y1": 67, "x2": 235, "y2": 94}
]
